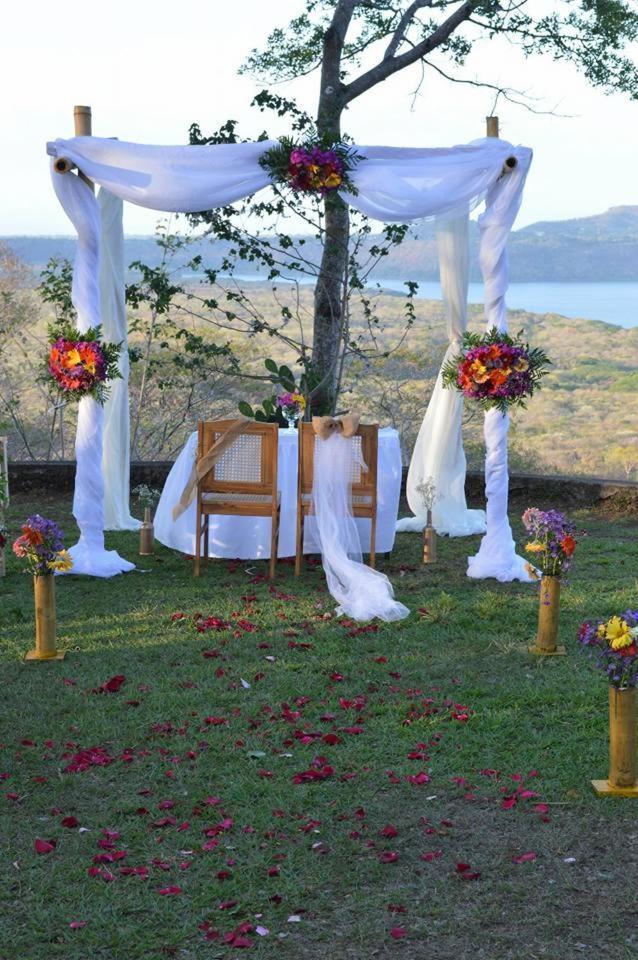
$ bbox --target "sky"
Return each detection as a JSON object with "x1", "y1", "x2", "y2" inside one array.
[{"x1": 1, "y1": 0, "x2": 637, "y2": 235}]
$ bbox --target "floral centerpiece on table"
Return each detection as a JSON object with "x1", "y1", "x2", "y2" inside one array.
[
  {"x1": 522, "y1": 508, "x2": 577, "y2": 579},
  {"x1": 12, "y1": 516, "x2": 72, "y2": 576},
  {"x1": 260, "y1": 136, "x2": 360, "y2": 196},
  {"x1": 578, "y1": 612, "x2": 638, "y2": 689},
  {"x1": 442, "y1": 329, "x2": 550, "y2": 414},
  {"x1": 45, "y1": 322, "x2": 121, "y2": 404},
  {"x1": 277, "y1": 391, "x2": 306, "y2": 429}
]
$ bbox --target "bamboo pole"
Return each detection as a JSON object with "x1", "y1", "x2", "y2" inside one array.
[
  {"x1": 592, "y1": 687, "x2": 638, "y2": 797},
  {"x1": 486, "y1": 115, "x2": 517, "y2": 172},
  {"x1": 73, "y1": 105, "x2": 93, "y2": 191},
  {"x1": 486, "y1": 115, "x2": 499, "y2": 138},
  {"x1": 25, "y1": 575, "x2": 66, "y2": 661}
]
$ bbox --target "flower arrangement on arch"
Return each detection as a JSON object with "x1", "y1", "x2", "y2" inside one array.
[
  {"x1": 578, "y1": 612, "x2": 638, "y2": 689},
  {"x1": 442, "y1": 329, "x2": 550, "y2": 413},
  {"x1": 12, "y1": 515, "x2": 73, "y2": 576},
  {"x1": 260, "y1": 136, "x2": 360, "y2": 196},
  {"x1": 45, "y1": 322, "x2": 121, "y2": 404},
  {"x1": 522, "y1": 508, "x2": 577, "y2": 579}
]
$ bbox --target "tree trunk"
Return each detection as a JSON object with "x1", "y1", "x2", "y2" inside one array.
[
  {"x1": 312, "y1": 192, "x2": 349, "y2": 414},
  {"x1": 312, "y1": 15, "x2": 351, "y2": 415}
]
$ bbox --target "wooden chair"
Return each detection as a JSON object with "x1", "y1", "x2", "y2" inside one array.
[
  {"x1": 195, "y1": 420, "x2": 280, "y2": 580},
  {"x1": 295, "y1": 421, "x2": 378, "y2": 576}
]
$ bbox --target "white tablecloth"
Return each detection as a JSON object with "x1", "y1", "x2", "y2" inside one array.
[{"x1": 155, "y1": 427, "x2": 402, "y2": 559}]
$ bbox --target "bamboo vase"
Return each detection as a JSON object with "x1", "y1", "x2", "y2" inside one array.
[
  {"x1": 25, "y1": 574, "x2": 65, "y2": 661},
  {"x1": 592, "y1": 687, "x2": 638, "y2": 797},
  {"x1": 529, "y1": 575, "x2": 565, "y2": 656},
  {"x1": 422, "y1": 509, "x2": 437, "y2": 564},
  {"x1": 139, "y1": 507, "x2": 154, "y2": 555}
]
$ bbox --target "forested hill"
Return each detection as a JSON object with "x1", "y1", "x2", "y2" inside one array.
[{"x1": 5, "y1": 205, "x2": 638, "y2": 282}]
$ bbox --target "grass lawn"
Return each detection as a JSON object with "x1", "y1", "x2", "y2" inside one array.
[{"x1": 1, "y1": 490, "x2": 637, "y2": 960}]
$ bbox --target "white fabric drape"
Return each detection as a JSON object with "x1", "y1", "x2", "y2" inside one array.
[
  {"x1": 396, "y1": 215, "x2": 486, "y2": 537},
  {"x1": 467, "y1": 151, "x2": 534, "y2": 582},
  {"x1": 99, "y1": 188, "x2": 141, "y2": 531},
  {"x1": 46, "y1": 133, "x2": 531, "y2": 577},
  {"x1": 46, "y1": 137, "x2": 527, "y2": 224},
  {"x1": 310, "y1": 433, "x2": 409, "y2": 622},
  {"x1": 51, "y1": 166, "x2": 134, "y2": 577},
  {"x1": 47, "y1": 138, "x2": 276, "y2": 212}
]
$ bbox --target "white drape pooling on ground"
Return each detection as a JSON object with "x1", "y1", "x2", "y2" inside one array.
[
  {"x1": 309, "y1": 433, "x2": 409, "y2": 622},
  {"x1": 467, "y1": 150, "x2": 534, "y2": 582},
  {"x1": 99, "y1": 188, "x2": 141, "y2": 531},
  {"x1": 396, "y1": 215, "x2": 486, "y2": 537},
  {"x1": 50, "y1": 166, "x2": 135, "y2": 577},
  {"x1": 46, "y1": 134, "x2": 531, "y2": 576}
]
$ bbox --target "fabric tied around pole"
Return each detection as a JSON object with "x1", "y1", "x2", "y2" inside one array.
[
  {"x1": 172, "y1": 416, "x2": 250, "y2": 522},
  {"x1": 397, "y1": 213, "x2": 486, "y2": 537},
  {"x1": 50, "y1": 161, "x2": 134, "y2": 578},
  {"x1": 310, "y1": 432, "x2": 409, "y2": 623},
  {"x1": 466, "y1": 147, "x2": 535, "y2": 582},
  {"x1": 99, "y1": 188, "x2": 141, "y2": 531}
]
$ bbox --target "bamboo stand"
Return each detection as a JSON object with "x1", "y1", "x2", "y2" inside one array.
[
  {"x1": 139, "y1": 507, "x2": 154, "y2": 555},
  {"x1": 25, "y1": 575, "x2": 65, "y2": 661},
  {"x1": 528, "y1": 576, "x2": 566, "y2": 656},
  {"x1": 592, "y1": 687, "x2": 638, "y2": 797},
  {"x1": 422, "y1": 508, "x2": 437, "y2": 564}
]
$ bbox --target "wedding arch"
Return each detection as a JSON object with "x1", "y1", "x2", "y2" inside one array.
[{"x1": 47, "y1": 106, "x2": 533, "y2": 581}]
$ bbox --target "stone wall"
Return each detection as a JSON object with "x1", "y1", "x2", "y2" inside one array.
[{"x1": 7, "y1": 461, "x2": 638, "y2": 512}]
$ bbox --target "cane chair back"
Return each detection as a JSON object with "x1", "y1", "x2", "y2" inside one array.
[{"x1": 195, "y1": 420, "x2": 280, "y2": 578}]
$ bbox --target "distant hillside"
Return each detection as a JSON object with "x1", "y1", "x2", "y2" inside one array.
[{"x1": 4, "y1": 205, "x2": 638, "y2": 281}]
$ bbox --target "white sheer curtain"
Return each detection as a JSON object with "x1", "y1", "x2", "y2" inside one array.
[
  {"x1": 51, "y1": 167, "x2": 134, "y2": 577},
  {"x1": 46, "y1": 133, "x2": 531, "y2": 577},
  {"x1": 397, "y1": 215, "x2": 486, "y2": 536},
  {"x1": 310, "y1": 433, "x2": 409, "y2": 622},
  {"x1": 99, "y1": 188, "x2": 140, "y2": 531},
  {"x1": 467, "y1": 151, "x2": 534, "y2": 582}
]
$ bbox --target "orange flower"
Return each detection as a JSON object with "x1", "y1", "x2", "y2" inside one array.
[
  {"x1": 560, "y1": 535, "x2": 576, "y2": 557},
  {"x1": 21, "y1": 524, "x2": 43, "y2": 546}
]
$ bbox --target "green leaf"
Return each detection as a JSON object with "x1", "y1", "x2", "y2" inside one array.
[
  {"x1": 264, "y1": 358, "x2": 279, "y2": 373},
  {"x1": 238, "y1": 401, "x2": 254, "y2": 418}
]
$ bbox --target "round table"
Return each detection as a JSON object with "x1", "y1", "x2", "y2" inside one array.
[{"x1": 155, "y1": 427, "x2": 402, "y2": 559}]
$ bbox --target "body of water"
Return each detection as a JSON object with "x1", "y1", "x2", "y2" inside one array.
[
  {"x1": 219, "y1": 274, "x2": 638, "y2": 329},
  {"x1": 376, "y1": 279, "x2": 638, "y2": 329}
]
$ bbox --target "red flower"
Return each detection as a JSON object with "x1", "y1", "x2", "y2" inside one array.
[
  {"x1": 390, "y1": 927, "x2": 407, "y2": 939},
  {"x1": 158, "y1": 886, "x2": 182, "y2": 895}
]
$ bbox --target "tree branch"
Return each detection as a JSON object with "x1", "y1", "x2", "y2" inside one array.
[
  {"x1": 384, "y1": 0, "x2": 433, "y2": 59},
  {"x1": 343, "y1": 0, "x2": 474, "y2": 104}
]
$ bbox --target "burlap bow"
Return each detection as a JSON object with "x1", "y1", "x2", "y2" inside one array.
[{"x1": 312, "y1": 412, "x2": 360, "y2": 441}]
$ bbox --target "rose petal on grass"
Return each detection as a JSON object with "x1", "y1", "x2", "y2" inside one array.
[
  {"x1": 512, "y1": 851, "x2": 537, "y2": 864},
  {"x1": 34, "y1": 838, "x2": 56, "y2": 854}
]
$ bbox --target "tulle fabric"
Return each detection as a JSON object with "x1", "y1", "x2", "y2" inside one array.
[{"x1": 310, "y1": 434, "x2": 409, "y2": 622}]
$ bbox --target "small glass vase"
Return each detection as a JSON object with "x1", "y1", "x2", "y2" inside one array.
[{"x1": 283, "y1": 408, "x2": 300, "y2": 431}]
